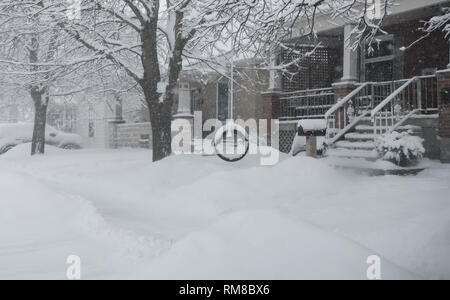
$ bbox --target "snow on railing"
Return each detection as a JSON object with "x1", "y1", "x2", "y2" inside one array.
[
  {"x1": 325, "y1": 83, "x2": 372, "y2": 145},
  {"x1": 324, "y1": 75, "x2": 438, "y2": 146},
  {"x1": 372, "y1": 75, "x2": 437, "y2": 137}
]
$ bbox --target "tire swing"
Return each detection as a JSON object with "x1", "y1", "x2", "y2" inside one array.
[{"x1": 213, "y1": 55, "x2": 250, "y2": 162}]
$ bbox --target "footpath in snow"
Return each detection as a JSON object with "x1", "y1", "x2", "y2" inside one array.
[{"x1": 1, "y1": 144, "x2": 450, "y2": 279}]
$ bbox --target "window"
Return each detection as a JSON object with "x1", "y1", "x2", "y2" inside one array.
[
  {"x1": 362, "y1": 35, "x2": 394, "y2": 82},
  {"x1": 217, "y1": 82, "x2": 229, "y2": 122}
]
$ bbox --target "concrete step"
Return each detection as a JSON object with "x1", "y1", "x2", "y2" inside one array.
[
  {"x1": 344, "y1": 132, "x2": 376, "y2": 141},
  {"x1": 360, "y1": 118, "x2": 396, "y2": 126},
  {"x1": 326, "y1": 148, "x2": 379, "y2": 160},
  {"x1": 355, "y1": 124, "x2": 422, "y2": 133},
  {"x1": 335, "y1": 140, "x2": 375, "y2": 150}
]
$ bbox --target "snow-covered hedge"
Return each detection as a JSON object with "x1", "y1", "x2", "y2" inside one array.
[{"x1": 376, "y1": 131, "x2": 425, "y2": 167}]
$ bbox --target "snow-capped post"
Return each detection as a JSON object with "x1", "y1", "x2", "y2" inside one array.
[
  {"x1": 436, "y1": 69, "x2": 450, "y2": 163},
  {"x1": 298, "y1": 120, "x2": 327, "y2": 158}
]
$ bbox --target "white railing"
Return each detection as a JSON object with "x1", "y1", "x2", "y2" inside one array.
[
  {"x1": 325, "y1": 83, "x2": 372, "y2": 144},
  {"x1": 371, "y1": 75, "x2": 437, "y2": 137},
  {"x1": 279, "y1": 87, "x2": 334, "y2": 121},
  {"x1": 325, "y1": 75, "x2": 438, "y2": 145}
]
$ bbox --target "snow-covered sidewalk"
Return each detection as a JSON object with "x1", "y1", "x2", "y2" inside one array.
[{"x1": 1, "y1": 145, "x2": 450, "y2": 279}]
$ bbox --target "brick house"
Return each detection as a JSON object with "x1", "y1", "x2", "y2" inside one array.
[{"x1": 259, "y1": 0, "x2": 450, "y2": 161}]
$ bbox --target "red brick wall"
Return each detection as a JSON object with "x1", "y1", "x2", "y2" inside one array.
[
  {"x1": 333, "y1": 83, "x2": 357, "y2": 128},
  {"x1": 385, "y1": 20, "x2": 449, "y2": 79}
]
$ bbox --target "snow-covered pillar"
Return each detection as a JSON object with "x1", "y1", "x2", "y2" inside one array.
[
  {"x1": 173, "y1": 83, "x2": 194, "y2": 151},
  {"x1": 342, "y1": 24, "x2": 358, "y2": 83},
  {"x1": 175, "y1": 83, "x2": 193, "y2": 116}
]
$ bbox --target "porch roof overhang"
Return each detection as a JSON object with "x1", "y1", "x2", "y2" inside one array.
[{"x1": 291, "y1": 0, "x2": 450, "y2": 38}]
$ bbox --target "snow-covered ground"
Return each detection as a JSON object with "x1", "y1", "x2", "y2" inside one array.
[{"x1": 1, "y1": 144, "x2": 450, "y2": 280}]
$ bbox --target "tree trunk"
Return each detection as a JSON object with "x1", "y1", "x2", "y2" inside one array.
[
  {"x1": 149, "y1": 104, "x2": 172, "y2": 162},
  {"x1": 31, "y1": 88, "x2": 48, "y2": 156}
]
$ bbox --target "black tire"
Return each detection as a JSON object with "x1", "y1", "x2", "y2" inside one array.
[{"x1": 214, "y1": 125, "x2": 250, "y2": 163}]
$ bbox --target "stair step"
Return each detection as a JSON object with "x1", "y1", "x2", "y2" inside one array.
[
  {"x1": 360, "y1": 116, "x2": 395, "y2": 123},
  {"x1": 335, "y1": 141, "x2": 375, "y2": 150},
  {"x1": 326, "y1": 148, "x2": 379, "y2": 160},
  {"x1": 355, "y1": 124, "x2": 422, "y2": 133},
  {"x1": 345, "y1": 132, "x2": 375, "y2": 141}
]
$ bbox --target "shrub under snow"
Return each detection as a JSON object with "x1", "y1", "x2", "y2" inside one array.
[{"x1": 376, "y1": 131, "x2": 425, "y2": 167}]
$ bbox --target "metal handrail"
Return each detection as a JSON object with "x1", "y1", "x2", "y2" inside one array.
[
  {"x1": 324, "y1": 83, "x2": 368, "y2": 119},
  {"x1": 371, "y1": 77, "x2": 418, "y2": 118},
  {"x1": 328, "y1": 111, "x2": 371, "y2": 145},
  {"x1": 388, "y1": 109, "x2": 421, "y2": 134}
]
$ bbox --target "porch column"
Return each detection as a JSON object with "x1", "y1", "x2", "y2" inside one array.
[
  {"x1": 437, "y1": 70, "x2": 450, "y2": 163},
  {"x1": 175, "y1": 82, "x2": 193, "y2": 117},
  {"x1": 173, "y1": 82, "x2": 194, "y2": 150},
  {"x1": 341, "y1": 24, "x2": 358, "y2": 83}
]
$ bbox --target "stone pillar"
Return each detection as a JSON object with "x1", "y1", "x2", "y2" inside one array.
[
  {"x1": 305, "y1": 136, "x2": 317, "y2": 158},
  {"x1": 437, "y1": 69, "x2": 450, "y2": 163},
  {"x1": 175, "y1": 83, "x2": 193, "y2": 117},
  {"x1": 332, "y1": 82, "x2": 358, "y2": 128},
  {"x1": 342, "y1": 24, "x2": 359, "y2": 83},
  {"x1": 173, "y1": 82, "x2": 194, "y2": 150}
]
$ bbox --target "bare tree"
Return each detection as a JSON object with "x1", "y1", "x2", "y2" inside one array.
[
  {"x1": 0, "y1": 0, "x2": 400, "y2": 159},
  {"x1": 0, "y1": 0, "x2": 85, "y2": 155}
]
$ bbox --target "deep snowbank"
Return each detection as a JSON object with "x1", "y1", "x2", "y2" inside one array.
[{"x1": 1, "y1": 146, "x2": 449, "y2": 279}]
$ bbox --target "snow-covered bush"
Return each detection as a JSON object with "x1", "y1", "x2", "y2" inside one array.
[{"x1": 376, "y1": 131, "x2": 425, "y2": 167}]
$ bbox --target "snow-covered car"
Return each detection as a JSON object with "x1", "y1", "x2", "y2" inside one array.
[{"x1": 0, "y1": 123, "x2": 83, "y2": 154}]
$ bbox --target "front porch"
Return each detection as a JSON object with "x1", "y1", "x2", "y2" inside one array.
[{"x1": 268, "y1": 2, "x2": 450, "y2": 160}]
